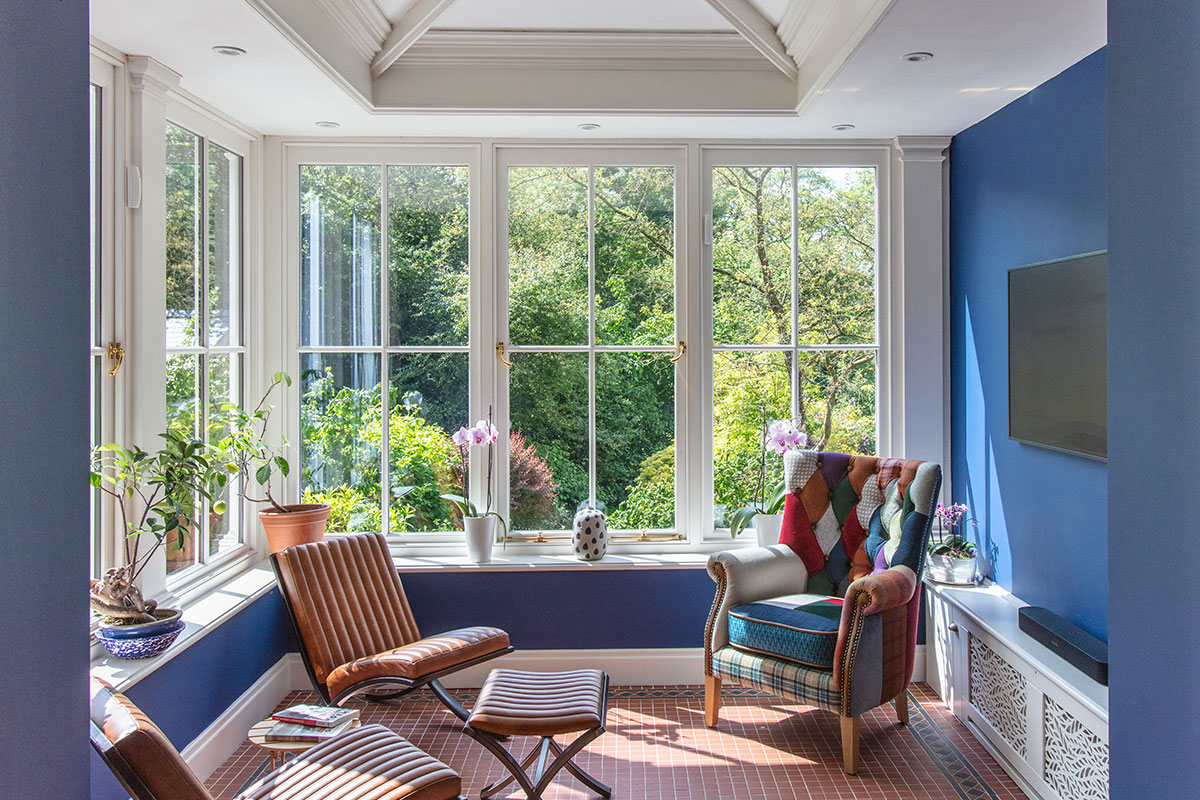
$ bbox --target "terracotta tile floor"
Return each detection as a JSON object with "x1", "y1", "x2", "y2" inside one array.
[{"x1": 206, "y1": 683, "x2": 1027, "y2": 800}]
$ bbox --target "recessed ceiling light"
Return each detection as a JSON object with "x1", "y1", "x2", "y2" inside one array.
[
  {"x1": 314, "y1": 121, "x2": 341, "y2": 129},
  {"x1": 212, "y1": 45, "x2": 246, "y2": 57},
  {"x1": 577, "y1": 123, "x2": 601, "y2": 131},
  {"x1": 832, "y1": 124, "x2": 856, "y2": 132},
  {"x1": 902, "y1": 51, "x2": 934, "y2": 62}
]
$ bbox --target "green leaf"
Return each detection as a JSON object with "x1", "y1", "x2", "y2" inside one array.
[
  {"x1": 255, "y1": 464, "x2": 272, "y2": 485},
  {"x1": 274, "y1": 456, "x2": 290, "y2": 477},
  {"x1": 765, "y1": 481, "x2": 789, "y2": 514},
  {"x1": 89, "y1": 472, "x2": 101, "y2": 488},
  {"x1": 439, "y1": 493, "x2": 477, "y2": 518},
  {"x1": 728, "y1": 506, "x2": 758, "y2": 539}
]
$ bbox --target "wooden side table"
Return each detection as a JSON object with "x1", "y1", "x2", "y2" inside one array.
[{"x1": 240, "y1": 717, "x2": 362, "y2": 791}]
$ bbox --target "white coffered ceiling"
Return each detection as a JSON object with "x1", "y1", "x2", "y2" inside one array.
[{"x1": 89, "y1": 0, "x2": 1106, "y2": 139}]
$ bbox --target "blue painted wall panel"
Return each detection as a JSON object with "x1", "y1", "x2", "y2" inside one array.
[
  {"x1": 1107, "y1": 1, "x2": 1200, "y2": 796},
  {"x1": 949, "y1": 49, "x2": 1108, "y2": 640}
]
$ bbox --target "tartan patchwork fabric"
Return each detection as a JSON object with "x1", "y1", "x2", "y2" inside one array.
[
  {"x1": 728, "y1": 596, "x2": 843, "y2": 670},
  {"x1": 711, "y1": 646, "x2": 842, "y2": 713}
]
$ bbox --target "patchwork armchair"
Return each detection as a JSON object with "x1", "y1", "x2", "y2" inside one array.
[{"x1": 704, "y1": 450, "x2": 941, "y2": 774}]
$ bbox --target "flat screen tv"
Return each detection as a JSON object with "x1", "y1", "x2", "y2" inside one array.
[{"x1": 1008, "y1": 251, "x2": 1107, "y2": 460}]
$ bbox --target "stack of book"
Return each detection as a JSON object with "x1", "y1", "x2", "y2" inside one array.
[{"x1": 263, "y1": 704, "x2": 360, "y2": 743}]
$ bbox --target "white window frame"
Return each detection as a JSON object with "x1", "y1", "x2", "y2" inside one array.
[{"x1": 700, "y1": 146, "x2": 894, "y2": 542}]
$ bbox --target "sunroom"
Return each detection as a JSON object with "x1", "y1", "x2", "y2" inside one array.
[{"x1": 3, "y1": 0, "x2": 1187, "y2": 798}]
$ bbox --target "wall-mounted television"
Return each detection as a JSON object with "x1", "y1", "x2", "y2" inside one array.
[{"x1": 1008, "y1": 251, "x2": 1107, "y2": 460}]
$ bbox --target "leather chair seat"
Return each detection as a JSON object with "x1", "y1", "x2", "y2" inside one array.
[
  {"x1": 468, "y1": 668, "x2": 605, "y2": 737},
  {"x1": 326, "y1": 626, "x2": 509, "y2": 700},
  {"x1": 727, "y1": 593, "x2": 845, "y2": 670},
  {"x1": 237, "y1": 723, "x2": 460, "y2": 800}
]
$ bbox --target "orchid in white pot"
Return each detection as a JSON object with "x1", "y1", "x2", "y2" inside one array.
[
  {"x1": 730, "y1": 418, "x2": 808, "y2": 544},
  {"x1": 441, "y1": 410, "x2": 509, "y2": 562}
]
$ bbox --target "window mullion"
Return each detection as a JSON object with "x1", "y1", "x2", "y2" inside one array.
[
  {"x1": 198, "y1": 137, "x2": 210, "y2": 567},
  {"x1": 379, "y1": 165, "x2": 390, "y2": 536},
  {"x1": 587, "y1": 166, "x2": 597, "y2": 509},
  {"x1": 790, "y1": 165, "x2": 800, "y2": 425}
]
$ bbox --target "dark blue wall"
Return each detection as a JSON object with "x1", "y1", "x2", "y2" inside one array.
[
  {"x1": 92, "y1": 591, "x2": 297, "y2": 800},
  {"x1": 401, "y1": 568, "x2": 714, "y2": 649},
  {"x1": 1108, "y1": 2, "x2": 1200, "y2": 797},
  {"x1": 949, "y1": 49, "x2": 1108, "y2": 640},
  {"x1": 0, "y1": 2, "x2": 91, "y2": 798}
]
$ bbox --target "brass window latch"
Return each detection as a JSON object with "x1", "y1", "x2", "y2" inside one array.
[
  {"x1": 670, "y1": 341, "x2": 686, "y2": 363},
  {"x1": 107, "y1": 342, "x2": 125, "y2": 376}
]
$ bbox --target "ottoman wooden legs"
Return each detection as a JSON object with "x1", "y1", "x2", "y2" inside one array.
[{"x1": 466, "y1": 669, "x2": 611, "y2": 800}]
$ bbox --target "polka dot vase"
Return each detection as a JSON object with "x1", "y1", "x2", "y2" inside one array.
[{"x1": 572, "y1": 507, "x2": 608, "y2": 561}]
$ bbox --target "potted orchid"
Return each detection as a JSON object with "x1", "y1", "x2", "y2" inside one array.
[
  {"x1": 730, "y1": 418, "x2": 808, "y2": 546},
  {"x1": 927, "y1": 502, "x2": 978, "y2": 584},
  {"x1": 441, "y1": 410, "x2": 509, "y2": 563}
]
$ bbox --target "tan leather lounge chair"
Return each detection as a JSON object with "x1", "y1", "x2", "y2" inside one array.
[
  {"x1": 90, "y1": 677, "x2": 463, "y2": 800},
  {"x1": 271, "y1": 532, "x2": 513, "y2": 721}
]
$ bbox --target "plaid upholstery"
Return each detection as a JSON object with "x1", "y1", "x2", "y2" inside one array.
[{"x1": 711, "y1": 645, "x2": 841, "y2": 713}]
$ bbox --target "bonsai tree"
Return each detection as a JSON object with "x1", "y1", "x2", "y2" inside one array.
[
  {"x1": 89, "y1": 430, "x2": 225, "y2": 624},
  {"x1": 210, "y1": 372, "x2": 295, "y2": 513}
]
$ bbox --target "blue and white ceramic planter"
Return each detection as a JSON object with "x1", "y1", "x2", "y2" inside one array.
[{"x1": 95, "y1": 610, "x2": 185, "y2": 659}]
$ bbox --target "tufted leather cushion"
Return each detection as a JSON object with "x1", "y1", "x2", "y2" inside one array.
[
  {"x1": 728, "y1": 594, "x2": 845, "y2": 669},
  {"x1": 779, "y1": 453, "x2": 941, "y2": 594},
  {"x1": 326, "y1": 626, "x2": 510, "y2": 700},
  {"x1": 468, "y1": 669, "x2": 605, "y2": 737},
  {"x1": 90, "y1": 677, "x2": 213, "y2": 800},
  {"x1": 237, "y1": 723, "x2": 460, "y2": 800}
]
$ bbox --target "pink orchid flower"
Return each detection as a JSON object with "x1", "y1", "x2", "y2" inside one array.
[{"x1": 451, "y1": 426, "x2": 470, "y2": 448}]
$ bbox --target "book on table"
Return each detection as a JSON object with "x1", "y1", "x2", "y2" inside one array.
[
  {"x1": 263, "y1": 718, "x2": 356, "y2": 744},
  {"x1": 270, "y1": 704, "x2": 359, "y2": 728}
]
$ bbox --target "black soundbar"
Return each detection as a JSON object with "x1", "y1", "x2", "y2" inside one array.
[{"x1": 1018, "y1": 606, "x2": 1108, "y2": 686}]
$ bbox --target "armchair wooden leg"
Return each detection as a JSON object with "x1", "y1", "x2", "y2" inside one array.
[
  {"x1": 840, "y1": 715, "x2": 861, "y2": 775},
  {"x1": 895, "y1": 692, "x2": 909, "y2": 725},
  {"x1": 704, "y1": 676, "x2": 722, "y2": 727}
]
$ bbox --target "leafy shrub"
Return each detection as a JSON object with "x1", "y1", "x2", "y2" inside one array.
[{"x1": 508, "y1": 430, "x2": 559, "y2": 530}]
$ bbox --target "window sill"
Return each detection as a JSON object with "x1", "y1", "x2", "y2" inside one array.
[
  {"x1": 391, "y1": 551, "x2": 713, "y2": 573},
  {"x1": 90, "y1": 560, "x2": 278, "y2": 693}
]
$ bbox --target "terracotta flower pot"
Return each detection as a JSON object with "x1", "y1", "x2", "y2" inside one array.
[{"x1": 258, "y1": 503, "x2": 331, "y2": 554}]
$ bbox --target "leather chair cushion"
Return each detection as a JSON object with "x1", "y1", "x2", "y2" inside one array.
[
  {"x1": 237, "y1": 723, "x2": 460, "y2": 800},
  {"x1": 326, "y1": 626, "x2": 509, "y2": 700},
  {"x1": 728, "y1": 593, "x2": 845, "y2": 670},
  {"x1": 468, "y1": 668, "x2": 605, "y2": 737}
]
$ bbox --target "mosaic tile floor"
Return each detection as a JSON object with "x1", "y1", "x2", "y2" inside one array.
[{"x1": 206, "y1": 683, "x2": 1028, "y2": 800}]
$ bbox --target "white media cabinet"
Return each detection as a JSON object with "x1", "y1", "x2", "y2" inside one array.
[{"x1": 923, "y1": 579, "x2": 1109, "y2": 800}]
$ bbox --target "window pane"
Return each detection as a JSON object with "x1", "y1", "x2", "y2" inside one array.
[
  {"x1": 388, "y1": 353, "x2": 467, "y2": 532},
  {"x1": 300, "y1": 165, "x2": 381, "y2": 347},
  {"x1": 509, "y1": 352, "x2": 587, "y2": 530},
  {"x1": 797, "y1": 350, "x2": 877, "y2": 454},
  {"x1": 208, "y1": 143, "x2": 241, "y2": 347},
  {"x1": 300, "y1": 353, "x2": 382, "y2": 532},
  {"x1": 598, "y1": 353, "x2": 675, "y2": 529},
  {"x1": 207, "y1": 354, "x2": 241, "y2": 555},
  {"x1": 797, "y1": 168, "x2": 876, "y2": 346},
  {"x1": 594, "y1": 167, "x2": 674, "y2": 346},
  {"x1": 91, "y1": 356, "x2": 102, "y2": 577},
  {"x1": 166, "y1": 353, "x2": 201, "y2": 437},
  {"x1": 166, "y1": 123, "x2": 201, "y2": 348},
  {"x1": 508, "y1": 167, "x2": 588, "y2": 346},
  {"x1": 712, "y1": 350, "x2": 790, "y2": 527},
  {"x1": 712, "y1": 166, "x2": 792, "y2": 346},
  {"x1": 388, "y1": 165, "x2": 469, "y2": 346},
  {"x1": 90, "y1": 84, "x2": 101, "y2": 348}
]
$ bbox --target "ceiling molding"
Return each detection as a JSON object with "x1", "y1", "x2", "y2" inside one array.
[
  {"x1": 399, "y1": 31, "x2": 776, "y2": 72},
  {"x1": 126, "y1": 55, "x2": 182, "y2": 100},
  {"x1": 702, "y1": 0, "x2": 798, "y2": 81},
  {"x1": 312, "y1": 0, "x2": 390, "y2": 62},
  {"x1": 371, "y1": 0, "x2": 458, "y2": 78},
  {"x1": 784, "y1": 0, "x2": 897, "y2": 113},
  {"x1": 892, "y1": 135, "x2": 952, "y2": 162}
]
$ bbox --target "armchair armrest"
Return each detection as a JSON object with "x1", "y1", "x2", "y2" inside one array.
[
  {"x1": 833, "y1": 565, "x2": 919, "y2": 715},
  {"x1": 704, "y1": 545, "x2": 809, "y2": 670}
]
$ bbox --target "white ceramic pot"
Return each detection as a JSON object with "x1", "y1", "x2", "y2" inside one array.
[
  {"x1": 464, "y1": 516, "x2": 495, "y2": 563},
  {"x1": 927, "y1": 553, "x2": 977, "y2": 584},
  {"x1": 754, "y1": 512, "x2": 784, "y2": 547},
  {"x1": 572, "y1": 507, "x2": 608, "y2": 561}
]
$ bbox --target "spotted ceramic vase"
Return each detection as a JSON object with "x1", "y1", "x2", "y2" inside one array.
[{"x1": 572, "y1": 507, "x2": 608, "y2": 561}]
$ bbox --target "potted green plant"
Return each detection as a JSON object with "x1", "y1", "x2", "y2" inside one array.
[
  {"x1": 211, "y1": 372, "x2": 330, "y2": 553},
  {"x1": 729, "y1": 418, "x2": 807, "y2": 546},
  {"x1": 927, "y1": 502, "x2": 979, "y2": 584},
  {"x1": 89, "y1": 429, "x2": 225, "y2": 658},
  {"x1": 441, "y1": 410, "x2": 508, "y2": 563}
]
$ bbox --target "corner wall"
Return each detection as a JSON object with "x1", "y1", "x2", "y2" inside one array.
[
  {"x1": 1108, "y1": 2, "x2": 1200, "y2": 796},
  {"x1": 949, "y1": 49, "x2": 1108, "y2": 639}
]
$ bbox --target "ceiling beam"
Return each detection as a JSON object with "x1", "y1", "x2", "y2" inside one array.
[
  {"x1": 371, "y1": 0, "x2": 458, "y2": 78},
  {"x1": 703, "y1": 0, "x2": 798, "y2": 81}
]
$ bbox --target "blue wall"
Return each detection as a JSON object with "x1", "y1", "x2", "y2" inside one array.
[
  {"x1": 949, "y1": 49, "x2": 1108, "y2": 640},
  {"x1": 0, "y1": 2, "x2": 91, "y2": 798},
  {"x1": 1108, "y1": 2, "x2": 1200, "y2": 797}
]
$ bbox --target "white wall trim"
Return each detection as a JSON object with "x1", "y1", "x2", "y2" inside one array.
[
  {"x1": 912, "y1": 643, "x2": 927, "y2": 684},
  {"x1": 182, "y1": 653, "x2": 309, "y2": 782}
]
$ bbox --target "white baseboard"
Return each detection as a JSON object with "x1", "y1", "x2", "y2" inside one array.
[
  {"x1": 437, "y1": 647, "x2": 707, "y2": 688},
  {"x1": 182, "y1": 653, "x2": 307, "y2": 781},
  {"x1": 912, "y1": 644, "x2": 927, "y2": 683}
]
